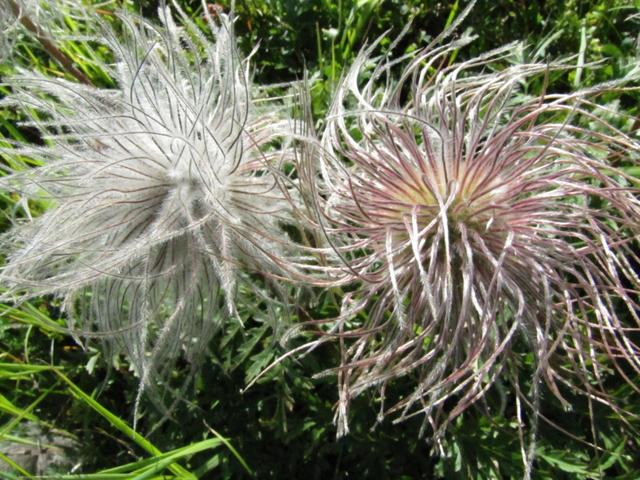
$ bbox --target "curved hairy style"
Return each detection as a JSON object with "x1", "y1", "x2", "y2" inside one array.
[
  {"x1": 0, "y1": 5, "x2": 299, "y2": 408},
  {"x1": 312, "y1": 38, "x2": 640, "y2": 446}
]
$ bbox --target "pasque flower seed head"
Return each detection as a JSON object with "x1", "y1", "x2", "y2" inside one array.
[
  {"x1": 311, "y1": 35, "x2": 640, "y2": 444},
  {"x1": 0, "y1": 4, "x2": 299, "y2": 405}
]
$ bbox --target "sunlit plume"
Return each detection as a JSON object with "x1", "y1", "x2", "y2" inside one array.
[
  {"x1": 310, "y1": 36, "x2": 640, "y2": 450},
  {"x1": 0, "y1": 4, "x2": 301, "y2": 410}
]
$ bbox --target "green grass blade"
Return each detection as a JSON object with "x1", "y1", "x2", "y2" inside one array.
[
  {"x1": 0, "y1": 393, "x2": 40, "y2": 422},
  {"x1": 0, "y1": 362, "x2": 57, "y2": 380},
  {"x1": 206, "y1": 426, "x2": 253, "y2": 476},
  {"x1": 54, "y1": 370, "x2": 195, "y2": 479},
  {"x1": 98, "y1": 439, "x2": 223, "y2": 474},
  {"x1": 129, "y1": 439, "x2": 224, "y2": 480},
  {"x1": 51, "y1": 439, "x2": 225, "y2": 479},
  {"x1": 1, "y1": 302, "x2": 68, "y2": 334},
  {"x1": 0, "y1": 451, "x2": 34, "y2": 478}
]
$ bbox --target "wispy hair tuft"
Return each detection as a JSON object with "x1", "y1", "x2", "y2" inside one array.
[
  {"x1": 0, "y1": 3, "x2": 300, "y2": 410},
  {"x1": 309, "y1": 34, "x2": 640, "y2": 457}
]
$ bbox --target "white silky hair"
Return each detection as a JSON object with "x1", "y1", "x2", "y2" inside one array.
[{"x1": 0, "y1": 2, "x2": 300, "y2": 412}]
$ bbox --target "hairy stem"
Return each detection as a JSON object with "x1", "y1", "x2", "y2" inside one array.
[{"x1": 8, "y1": 0, "x2": 93, "y2": 85}]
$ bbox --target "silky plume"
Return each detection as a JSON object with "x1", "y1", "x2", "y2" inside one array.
[
  {"x1": 0, "y1": 3, "x2": 302, "y2": 412},
  {"x1": 306, "y1": 33, "x2": 640, "y2": 460}
]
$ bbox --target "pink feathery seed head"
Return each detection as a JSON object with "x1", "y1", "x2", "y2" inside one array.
[{"x1": 313, "y1": 36, "x2": 640, "y2": 439}]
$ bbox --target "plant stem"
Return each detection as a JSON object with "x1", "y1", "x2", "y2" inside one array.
[{"x1": 7, "y1": 0, "x2": 92, "y2": 85}]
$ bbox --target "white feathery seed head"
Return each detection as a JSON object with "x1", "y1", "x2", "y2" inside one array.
[{"x1": 0, "y1": 2, "x2": 300, "y2": 405}]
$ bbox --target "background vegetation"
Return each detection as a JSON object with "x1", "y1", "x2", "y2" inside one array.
[{"x1": 1, "y1": 0, "x2": 639, "y2": 478}]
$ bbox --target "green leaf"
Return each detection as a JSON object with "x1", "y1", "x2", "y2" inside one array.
[{"x1": 537, "y1": 450, "x2": 589, "y2": 475}]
